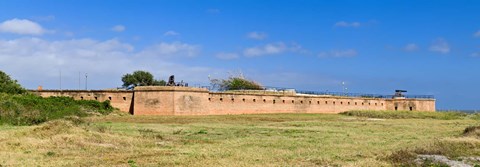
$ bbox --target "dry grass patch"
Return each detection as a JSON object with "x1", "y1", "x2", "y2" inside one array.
[{"x1": 1, "y1": 113, "x2": 479, "y2": 166}]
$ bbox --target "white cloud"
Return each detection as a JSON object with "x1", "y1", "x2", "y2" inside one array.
[
  {"x1": 429, "y1": 38, "x2": 450, "y2": 54},
  {"x1": 318, "y1": 49, "x2": 358, "y2": 58},
  {"x1": 247, "y1": 31, "x2": 267, "y2": 40},
  {"x1": 0, "y1": 38, "x2": 217, "y2": 89},
  {"x1": 111, "y1": 25, "x2": 126, "y2": 32},
  {"x1": 334, "y1": 21, "x2": 361, "y2": 28},
  {"x1": 164, "y1": 30, "x2": 179, "y2": 36},
  {"x1": 216, "y1": 52, "x2": 239, "y2": 60},
  {"x1": 0, "y1": 18, "x2": 47, "y2": 35},
  {"x1": 137, "y1": 42, "x2": 200, "y2": 58},
  {"x1": 474, "y1": 30, "x2": 480, "y2": 38},
  {"x1": 404, "y1": 43, "x2": 419, "y2": 52},
  {"x1": 244, "y1": 43, "x2": 288, "y2": 57}
]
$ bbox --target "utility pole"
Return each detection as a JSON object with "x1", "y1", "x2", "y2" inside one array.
[
  {"x1": 85, "y1": 73, "x2": 88, "y2": 90},
  {"x1": 59, "y1": 69, "x2": 62, "y2": 91},
  {"x1": 78, "y1": 72, "x2": 81, "y2": 90}
]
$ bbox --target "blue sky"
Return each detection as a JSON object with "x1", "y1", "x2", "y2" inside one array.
[{"x1": 0, "y1": 0, "x2": 479, "y2": 110}]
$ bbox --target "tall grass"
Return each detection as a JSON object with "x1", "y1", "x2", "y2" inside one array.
[
  {"x1": 340, "y1": 110, "x2": 474, "y2": 120},
  {"x1": 0, "y1": 93, "x2": 113, "y2": 125}
]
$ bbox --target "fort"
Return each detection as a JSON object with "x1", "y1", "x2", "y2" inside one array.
[{"x1": 32, "y1": 86, "x2": 436, "y2": 115}]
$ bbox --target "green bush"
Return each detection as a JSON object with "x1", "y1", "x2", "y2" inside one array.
[
  {"x1": 340, "y1": 110, "x2": 469, "y2": 120},
  {"x1": 0, "y1": 71, "x2": 26, "y2": 94},
  {"x1": 0, "y1": 93, "x2": 113, "y2": 126}
]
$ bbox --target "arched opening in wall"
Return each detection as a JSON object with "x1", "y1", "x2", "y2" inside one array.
[
  {"x1": 94, "y1": 97, "x2": 98, "y2": 100},
  {"x1": 309, "y1": 101, "x2": 312, "y2": 104},
  {"x1": 381, "y1": 103, "x2": 384, "y2": 106},
  {"x1": 282, "y1": 100, "x2": 285, "y2": 103},
  {"x1": 231, "y1": 98, "x2": 234, "y2": 102},
  {"x1": 242, "y1": 98, "x2": 245, "y2": 102},
  {"x1": 368, "y1": 103, "x2": 371, "y2": 105},
  {"x1": 123, "y1": 97, "x2": 127, "y2": 101},
  {"x1": 340, "y1": 102, "x2": 343, "y2": 105},
  {"x1": 253, "y1": 99, "x2": 256, "y2": 102},
  {"x1": 348, "y1": 102, "x2": 350, "y2": 105},
  {"x1": 208, "y1": 98, "x2": 211, "y2": 101},
  {"x1": 263, "y1": 99, "x2": 266, "y2": 103},
  {"x1": 333, "y1": 101, "x2": 336, "y2": 105},
  {"x1": 325, "y1": 101, "x2": 328, "y2": 104},
  {"x1": 375, "y1": 103, "x2": 377, "y2": 106},
  {"x1": 300, "y1": 101, "x2": 303, "y2": 104},
  {"x1": 273, "y1": 100, "x2": 276, "y2": 104},
  {"x1": 355, "y1": 102, "x2": 357, "y2": 105},
  {"x1": 317, "y1": 101, "x2": 320, "y2": 104},
  {"x1": 292, "y1": 100, "x2": 294, "y2": 103},
  {"x1": 220, "y1": 98, "x2": 223, "y2": 102},
  {"x1": 362, "y1": 103, "x2": 364, "y2": 105},
  {"x1": 80, "y1": 96, "x2": 84, "y2": 100},
  {"x1": 108, "y1": 97, "x2": 112, "y2": 101},
  {"x1": 409, "y1": 107, "x2": 413, "y2": 111},
  {"x1": 395, "y1": 106, "x2": 398, "y2": 111}
]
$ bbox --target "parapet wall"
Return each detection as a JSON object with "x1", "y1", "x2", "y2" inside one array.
[{"x1": 32, "y1": 86, "x2": 436, "y2": 115}]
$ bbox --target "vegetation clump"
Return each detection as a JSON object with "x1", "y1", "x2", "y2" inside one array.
[
  {"x1": 340, "y1": 110, "x2": 470, "y2": 120},
  {"x1": 210, "y1": 73, "x2": 262, "y2": 91},
  {"x1": 121, "y1": 70, "x2": 166, "y2": 88},
  {"x1": 0, "y1": 93, "x2": 113, "y2": 125},
  {"x1": 0, "y1": 71, "x2": 26, "y2": 94}
]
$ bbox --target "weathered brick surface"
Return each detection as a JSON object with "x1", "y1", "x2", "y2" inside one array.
[{"x1": 33, "y1": 86, "x2": 436, "y2": 115}]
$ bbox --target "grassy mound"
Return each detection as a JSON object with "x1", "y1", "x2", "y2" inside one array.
[
  {"x1": 387, "y1": 126, "x2": 480, "y2": 166},
  {"x1": 340, "y1": 110, "x2": 471, "y2": 120},
  {"x1": 0, "y1": 93, "x2": 113, "y2": 125}
]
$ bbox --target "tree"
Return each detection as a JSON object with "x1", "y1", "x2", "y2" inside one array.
[
  {"x1": 0, "y1": 70, "x2": 26, "y2": 94},
  {"x1": 210, "y1": 73, "x2": 263, "y2": 91},
  {"x1": 121, "y1": 70, "x2": 166, "y2": 88}
]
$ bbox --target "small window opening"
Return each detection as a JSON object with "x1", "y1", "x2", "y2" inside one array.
[
  {"x1": 253, "y1": 99, "x2": 256, "y2": 102},
  {"x1": 80, "y1": 96, "x2": 84, "y2": 100},
  {"x1": 395, "y1": 106, "x2": 398, "y2": 111},
  {"x1": 348, "y1": 102, "x2": 350, "y2": 105},
  {"x1": 242, "y1": 98, "x2": 245, "y2": 102},
  {"x1": 340, "y1": 102, "x2": 343, "y2": 105},
  {"x1": 325, "y1": 101, "x2": 328, "y2": 104},
  {"x1": 355, "y1": 102, "x2": 357, "y2": 105},
  {"x1": 220, "y1": 98, "x2": 223, "y2": 102},
  {"x1": 282, "y1": 100, "x2": 285, "y2": 103},
  {"x1": 292, "y1": 100, "x2": 295, "y2": 103},
  {"x1": 317, "y1": 101, "x2": 320, "y2": 104},
  {"x1": 300, "y1": 101, "x2": 303, "y2": 104},
  {"x1": 108, "y1": 97, "x2": 112, "y2": 100},
  {"x1": 208, "y1": 98, "x2": 211, "y2": 101},
  {"x1": 409, "y1": 107, "x2": 413, "y2": 111},
  {"x1": 333, "y1": 101, "x2": 336, "y2": 105},
  {"x1": 231, "y1": 98, "x2": 234, "y2": 102},
  {"x1": 94, "y1": 97, "x2": 98, "y2": 100},
  {"x1": 309, "y1": 101, "x2": 312, "y2": 104},
  {"x1": 123, "y1": 97, "x2": 126, "y2": 101},
  {"x1": 263, "y1": 99, "x2": 266, "y2": 103},
  {"x1": 273, "y1": 100, "x2": 276, "y2": 104}
]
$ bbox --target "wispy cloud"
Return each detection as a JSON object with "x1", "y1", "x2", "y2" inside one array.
[
  {"x1": 164, "y1": 30, "x2": 179, "y2": 36},
  {"x1": 318, "y1": 49, "x2": 358, "y2": 58},
  {"x1": 429, "y1": 38, "x2": 450, "y2": 54},
  {"x1": 243, "y1": 42, "x2": 304, "y2": 57},
  {"x1": 474, "y1": 30, "x2": 480, "y2": 38},
  {"x1": 0, "y1": 18, "x2": 47, "y2": 35},
  {"x1": 111, "y1": 25, "x2": 126, "y2": 32},
  {"x1": 206, "y1": 8, "x2": 220, "y2": 14},
  {"x1": 404, "y1": 43, "x2": 419, "y2": 52},
  {"x1": 216, "y1": 52, "x2": 239, "y2": 60},
  {"x1": 247, "y1": 31, "x2": 267, "y2": 40},
  {"x1": 334, "y1": 21, "x2": 361, "y2": 28},
  {"x1": 137, "y1": 42, "x2": 200, "y2": 58},
  {"x1": 471, "y1": 52, "x2": 480, "y2": 57}
]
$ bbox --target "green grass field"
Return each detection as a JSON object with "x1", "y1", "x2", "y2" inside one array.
[{"x1": 0, "y1": 112, "x2": 479, "y2": 166}]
